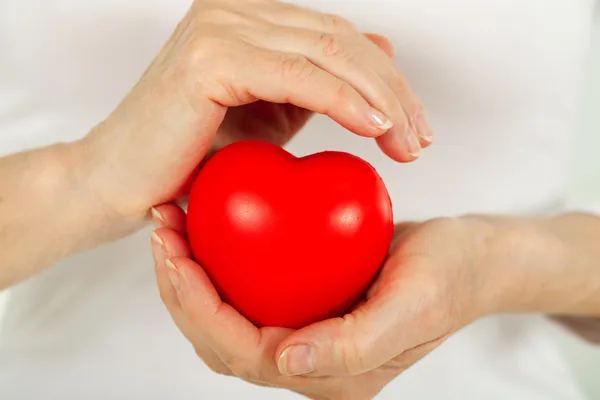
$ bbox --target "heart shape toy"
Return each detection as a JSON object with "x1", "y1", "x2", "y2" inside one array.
[{"x1": 187, "y1": 140, "x2": 393, "y2": 329}]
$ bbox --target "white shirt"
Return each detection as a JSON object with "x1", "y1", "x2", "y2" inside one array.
[{"x1": 0, "y1": 0, "x2": 597, "y2": 399}]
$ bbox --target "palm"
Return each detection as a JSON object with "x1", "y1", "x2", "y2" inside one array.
[
  {"x1": 152, "y1": 207, "x2": 458, "y2": 400},
  {"x1": 213, "y1": 101, "x2": 313, "y2": 150}
]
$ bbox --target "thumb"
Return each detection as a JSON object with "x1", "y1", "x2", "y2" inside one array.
[
  {"x1": 364, "y1": 33, "x2": 395, "y2": 58},
  {"x1": 275, "y1": 299, "x2": 401, "y2": 377}
]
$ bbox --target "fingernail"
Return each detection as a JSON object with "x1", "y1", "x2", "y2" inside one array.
[
  {"x1": 151, "y1": 207, "x2": 164, "y2": 223},
  {"x1": 151, "y1": 231, "x2": 164, "y2": 247},
  {"x1": 165, "y1": 259, "x2": 181, "y2": 291},
  {"x1": 405, "y1": 127, "x2": 421, "y2": 157},
  {"x1": 416, "y1": 114, "x2": 434, "y2": 143},
  {"x1": 369, "y1": 108, "x2": 393, "y2": 131},
  {"x1": 278, "y1": 345, "x2": 315, "y2": 376}
]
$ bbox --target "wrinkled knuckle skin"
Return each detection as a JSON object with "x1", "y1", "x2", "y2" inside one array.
[
  {"x1": 334, "y1": 81, "x2": 356, "y2": 104},
  {"x1": 388, "y1": 74, "x2": 410, "y2": 96},
  {"x1": 179, "y1": 36, "x2": 252, "y2": 104},
  {"x1": 279, "y1": 55, "x2": 316, "y2": 81},
  {"x1": 183, "y1": 35, "x2": 221, "y2": 70},
  {"x1": 318, "y1": 33, "x2": 344, "y2": 57}
]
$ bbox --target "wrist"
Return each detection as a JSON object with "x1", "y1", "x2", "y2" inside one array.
[
  {"x1": 67, "y1": 134, "x2": 147, "y2": 242},
  {"x1": 77, "y1": 121, "x2": 152, "y2": 220},
  {"x1": 453, "y1": 215, "x2": 506, "y2": 320},
  {"x1": 470, "y1": 215, "x2": 570, "y2": 316}
]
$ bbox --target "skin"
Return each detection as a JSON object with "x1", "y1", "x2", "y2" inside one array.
[
  {"x1": 151, "y1": 208, "x2": 600, "y2": 400},
  {"x1": 0, "y1": 0, "x2": 431, "y2": 289},
  {"x1": 0, "y1": 0, "x2": 597, "y2": 398}
]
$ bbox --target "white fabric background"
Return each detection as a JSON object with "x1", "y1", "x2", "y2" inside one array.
[
  {"x1": 0, "y1": 1, "x2": 599, "y2": 398},
  {"x1": 559, "y1": 9, "x2": 600, "y2": 397}
]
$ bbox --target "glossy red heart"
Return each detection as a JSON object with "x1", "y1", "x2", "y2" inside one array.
[{"x1": 187, "y1": 140, "x2": 393, "y2": 329}]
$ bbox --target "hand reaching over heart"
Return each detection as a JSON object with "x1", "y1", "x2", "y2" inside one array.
[
  {"x1": 150, "y1": 204, "x2": 504, "y2": 400},
  {"x1": 83, "y1": 0, "x2": 432, "y2": 224}
]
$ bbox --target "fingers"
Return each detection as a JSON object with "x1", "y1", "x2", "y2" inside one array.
[
  {"x1": 358, "y1": 34, "x2": 436, "y2": 160},
  {"x1": 239, "y1": 25, "x2": 426, "y2": 161},
  {"x1": 246, "y1": 4, "x2": 433, "y2": 160},
  {"x1": 215, "y1": 101, "x2": 313, "y2": 148},
  {"x1": 151, "y1": 204, "x2": 187, "y2": 233},
  {"x1": 364, "y1": 33, "x2": 394, "y2": 58},
  {"x1": 163, "y1": 254, "x2": 286, "y2": 382},
  {"x1": 275, "y1": 296, "x2": 402, "y2": 377},
  {"x1": 151, "y1": 221, "x2": 300, "y2": 385},
  {"x1": 151, "y1": 210, "x2": 232, "y2": 376},
  {"x1": 248, "y1": 27, "x2": 421, "y2": 159},
  {"x1": 149, "y1": 205, "x2": 447, "y2": 395},
  {"x1": 275, "y1": 251, "x2": 453, "y2": 378},
  {"x1": 151, "y1": 227, "x2": 195, "y2": 316},
  {"x1": 212, "y1": 45, "x2": 394, "y2": 139},
  {"x1": 151, "y1": 226, "x2": 241, "y2": 349},
  {"x1": 151, "y1": 225, "x2": 395, "y2": 397},
  {"x1": 187, "y1": 2, "x2": 433, "y2": 161}
]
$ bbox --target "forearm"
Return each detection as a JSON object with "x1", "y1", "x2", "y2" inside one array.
[
  {"x1": 483, "y1": 213, "x2": 600, "y2": 317},
  {"x1": 0, "y1": 140, "x2": 144, "y2": 289}
]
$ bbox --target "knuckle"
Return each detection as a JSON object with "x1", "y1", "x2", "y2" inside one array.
[
  {"x1": 214, "y1": 77, "x2": 251, "y2": 105},
  {"x1": 317, "y1": 33, "x2": 344, "y2": 57},
  {"x1": 184, "y1": 30, "x2": 240, "y2": 67},
  {"x1": 333, "y1": 81, "x2": 356, "y2": 105},
  {"x1": 414, "y1": 100, "x2": 425, "y2": 114},
  {"x1": 279, "y1": 55, "x2": 316, "y2": 81},
  {"x1": 388, "y1": 73, "x2": 410, "y2": 96},
  {"x1": 320, "y1": 13, "x2": 355, "y2": 33},
  {"x1": 184, "y1": 35, "x2": 222, "y2": 66}
]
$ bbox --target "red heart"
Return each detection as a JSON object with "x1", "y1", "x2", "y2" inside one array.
[{"x1": 187, "y1": 140, "x2": 393, "y2": 329}]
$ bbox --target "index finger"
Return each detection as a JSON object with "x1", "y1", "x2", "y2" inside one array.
[
  {"x1": 164, "y1": 256, "x2": 261, "y2": 362},
  {"x1": 158, "y1": 252, "x2": 299, "y2": 385}
]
